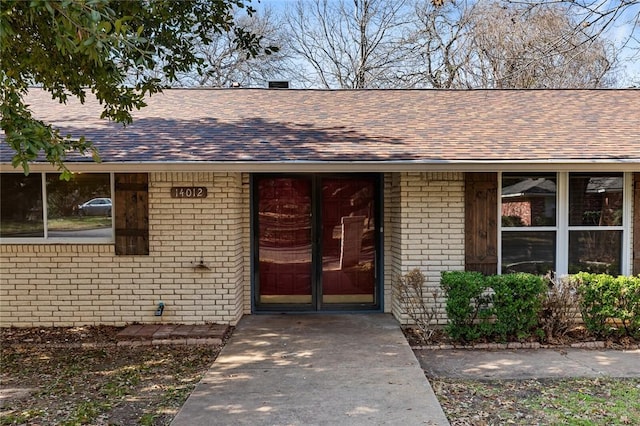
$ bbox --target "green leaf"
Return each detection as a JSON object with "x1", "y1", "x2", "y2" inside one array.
[
  {"x1": 2, "y1": 0, "x2": 270, "y2": 174},
  {"x1": 99, "y1": 21, "x2": 112, "y2": 33}
]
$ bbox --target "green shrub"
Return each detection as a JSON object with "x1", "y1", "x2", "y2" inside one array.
[
  {"x1": 489, "y1": 273, "x2": 546, "y2": 340},
  {"x1": 440, "y1": 271, "x2": 488, "y2": 342},
  {"x1": 440, "y1": 271, "x2": 545, "y2": 342},
  {"x1": 573, "y1": 272, "x2": 640, "y2": 339}
]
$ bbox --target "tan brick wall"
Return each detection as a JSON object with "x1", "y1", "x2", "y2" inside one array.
[
  {"x1": 0, "y1": 172, "x2": 247, "y2": 327},
  {"x1": 388, "y1": 172, "x2": 465, "y2": 325},
  {"x1": 241, "y1": 173, "x2": 252, "y2": 314},
  {"x1": 0, "y1": 171, "x2": 467, "y2": 327},
  {"x1": 382, "y1": 173, "x2": 395, "y2": 313}
]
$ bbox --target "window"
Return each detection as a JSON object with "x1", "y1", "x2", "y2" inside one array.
[
  {"x1": 0, "y1": 173, "x2": 113, "y2": 241},
  {"x1": 567, "y1": 173, "x2": 624, "y2": 275},
  {"x1": 501, "y1": 173, "x2": 557, "y2": 274},
  {"x1": 500, "y1": 172, "x2": 630, "y2": 276},
  {"x1": 0, "y1": 174, "x2": 44, "y2": 238}
]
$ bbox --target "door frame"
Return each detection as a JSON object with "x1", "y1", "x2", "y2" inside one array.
[{"x1": 250, "y1": 173, "x2": 384, "y2": 313}]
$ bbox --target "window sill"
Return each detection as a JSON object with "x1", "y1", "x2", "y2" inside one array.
[{"x1": 0, "y1": 238, "x2": 115, "y2": 245}]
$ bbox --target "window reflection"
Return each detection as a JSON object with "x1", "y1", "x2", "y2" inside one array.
[
  {"x1": 502, "y1": 173, "x2": 556, "y2": 227},
  {"x1": 0, "y1": 174, "x2": 44, "y2": 237},
  {"x1": 0, "y1": 173, "x2": 112, "y2": 240},
  {"x1": 257, "y1": 177, "x2": 313, "y2": 303},
  {"x1": 569, "y1": 173, "x2": 623, "y2": 226},
  {"x1": 569, "y1": 230, "x2": 621, "y2": 275},
  {"x1": 322, "y1": 178, "x2": 375, "y2": 304},
  {"x1": 501, "y1": 231, "x2": 556, "y2": 274},
  {"x1": 46, "y1": 173, "x2": 112, "y2": 238}
]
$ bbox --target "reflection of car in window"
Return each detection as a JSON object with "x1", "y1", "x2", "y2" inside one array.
[{"x1": 78, "y1": 198, "x2": 112, "y2": 217}]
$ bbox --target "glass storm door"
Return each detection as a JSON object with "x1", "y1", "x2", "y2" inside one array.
[
  {"x1": 320, "y1": 177, "x2": 376, "y2": 305},
  {"x1": 256, "y1": 177, "x2": 313, "y2": 305},
  {"x1": 254, "y1": 175, "x2": 379, "y2": 311}
]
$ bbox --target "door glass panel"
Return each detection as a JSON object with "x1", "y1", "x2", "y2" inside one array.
[
  {"x1": 321, "y1": 178, "x2": 375, "y2": 304},
  {"x1": 257, "y1": 178, "x2": 312, "y2": 304}
]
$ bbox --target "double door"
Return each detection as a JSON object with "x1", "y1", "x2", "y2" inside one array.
[{"x1": 253, "y1": 174, "x2": 380, "y2": 311}]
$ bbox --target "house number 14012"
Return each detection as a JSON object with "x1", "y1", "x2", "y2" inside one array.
[{"x1": 170, "y1": 187, "x2": 208, "y2": 198}]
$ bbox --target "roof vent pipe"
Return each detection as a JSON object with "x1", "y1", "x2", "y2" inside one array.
[{"x1": 268, "y1": 81, "x2": 289, "y2": 89}]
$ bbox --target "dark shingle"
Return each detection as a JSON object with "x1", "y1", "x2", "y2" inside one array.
[{"x1": 1, "y1": 88, "x2": 638, "y2": 165}]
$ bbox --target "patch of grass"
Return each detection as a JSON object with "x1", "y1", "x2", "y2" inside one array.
[
  {"x1": 61, "y1": 401, "x2": 111, "y2": 426},
  {"x1": 1, "y1": 344, "x2": 221, "y2": 426},
  {"x1": 0, "y1": 409, "x2": 44, "y2": 425},
  {"x1": 432, "y1": 378, "x2": 640, "y2": 425},
  {"x1": 161, "y1": 385, "x2": 192, "y2": 405},
  {"x1": 48, "y1": 216, "x2": 112, "y2": 231},
  {"x1": 140, "y1": 413, "x2": 158, "y2": 426},
  {"x1": 101, "y1": 366, "x2": 142, "y2": 398},
  {"x1": 532, "y1": 378, "x2": 640, "y2": 425},
  {"x1": 0, "y1": 216, "x2": 111, "y2": 234}
]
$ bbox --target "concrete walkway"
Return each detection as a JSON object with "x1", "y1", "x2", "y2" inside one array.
[
  {"x1": 415, "y1": 348, "x2": 640, "y2": 380},
  {"x1": 171, "y1": 314, "x2": 449, "y2": 426}
]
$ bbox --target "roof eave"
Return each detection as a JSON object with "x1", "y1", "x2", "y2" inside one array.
[{"x1": 2, "y1": 158, "x2": 639, "y2": 174}]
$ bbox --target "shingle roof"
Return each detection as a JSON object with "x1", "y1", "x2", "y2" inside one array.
[{"x1": 1, "y1": 88, "x2": 639, "y2": 169}]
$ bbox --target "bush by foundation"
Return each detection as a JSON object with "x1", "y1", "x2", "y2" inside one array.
[
  {"x1": 395, "y1": 269, "x2": 441, "y2": 344},
  {"x1": 538, "y1": 273, "x2": 582, "y2": 342},
  {"x1": 572, "y1": 272, "x2": 640, "y2": 339},
  {"x1": 441, "y1": 271, "x2": 546, "y2": 342}
]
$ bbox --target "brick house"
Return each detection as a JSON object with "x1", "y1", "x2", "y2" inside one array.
[{"x1": 1, "y1": 89, "x2": 638, "y2": 327}]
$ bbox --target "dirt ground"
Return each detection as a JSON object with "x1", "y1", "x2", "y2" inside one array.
[
  {"x1": 0, "y1": 326, "x2": 228, "y2": 426},
  {"x1": 402, "y1": 325, "x2": 640, "y2": 349},
  {"x1": 403, "y1": 327, "x2": 640, "y2": 426},
  {"x1": 2, "y1": 325, "x2": 638, "y2": 426},
  {"x1": 431, "y1": 376, "x2": 640, "y2": 426}
]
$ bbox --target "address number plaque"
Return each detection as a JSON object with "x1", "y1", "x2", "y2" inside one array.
[{"x1": 170, "y1": 186, "x2": 208, "y2": 199}]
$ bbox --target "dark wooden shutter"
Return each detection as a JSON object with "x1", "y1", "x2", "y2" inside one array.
[
  {"x1": 634, "y1": 173, "x2": 640, "y2": 275},
  {"x1": 465, "y1": 172, "x2": 498, "y2": 275},
  {"x1": 115, "y1": 173, "x2": 149, "y2": 255}
]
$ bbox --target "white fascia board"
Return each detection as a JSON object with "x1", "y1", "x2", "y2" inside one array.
[{"x1": 2, "y1": 159, "x2": 640, "y2": 174}]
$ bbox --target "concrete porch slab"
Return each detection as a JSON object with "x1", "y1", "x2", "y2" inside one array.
[{"x1": 171, "y1": 314, "x2": 449, "y2": 426}]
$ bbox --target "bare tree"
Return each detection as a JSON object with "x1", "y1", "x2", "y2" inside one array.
[
  {"x1": 461, "y1": 2, "x2": 616, "y2": 88},
  {"x1": 508, "y1": 0, "x2": 639, "y2": 84},
  {"x1": 138, "y1": 0, "x2": 625, "y2": 89},
  {"x1": 136, "y1": 7, "x2": 290, "y2": 88},
  {"x1": 191, "y1": 8, "x2": 292, "y2": 87},
  {"x1": 509, "y1": 1, "x2": 639, "y2": 49},
  {"x1": 284, "y1": 0, "x2": 419, "y2": 88},
  {"x1": 412, "y1": 1, "x2": 616, "y2": 88},
  {"x1": 411, "y1": 0, "x2": 475, "y2": 88}
]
